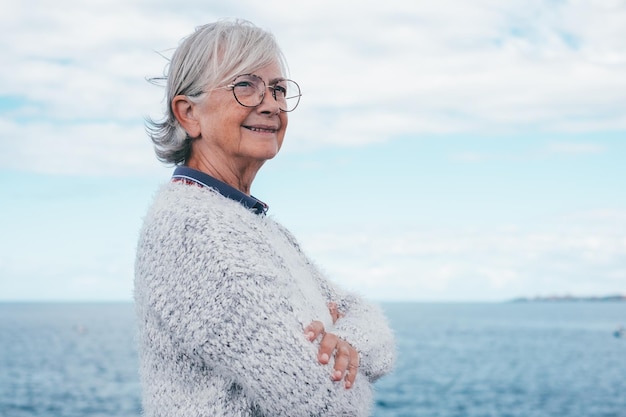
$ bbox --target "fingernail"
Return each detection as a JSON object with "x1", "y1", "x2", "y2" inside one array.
[
  {"x1": 333, "y1": 370, "x2": 343, "y2": 380},
  {"x1": 345, "y1": 381, "x2": 352, "y2": 389},
  {"x1": 306, "y1": 331, "x2": 314, "y2": 341},
  {"x1": 320, "y1": 353, "x2": 329, "y2": 363}
]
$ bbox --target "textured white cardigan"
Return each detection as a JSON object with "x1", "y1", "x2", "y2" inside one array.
[{"x1": 134, "y1": 182, "x2": 395, "y2": 416}]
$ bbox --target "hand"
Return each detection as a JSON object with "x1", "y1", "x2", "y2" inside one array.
[{"x1": 304, "y1": 320, "x2": 360, "y2": 389}]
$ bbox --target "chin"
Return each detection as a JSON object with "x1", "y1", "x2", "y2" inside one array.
[
  {"x1": 253, "y1": 143, "x2": 282, "y2": 161},
  {"x1": 258, "y1": 149, "x2": 280, "y2": 161}
]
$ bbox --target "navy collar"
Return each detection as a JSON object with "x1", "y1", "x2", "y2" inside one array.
[{"x1": 172, "y1": 166, "x2": 268, "y2": 215}]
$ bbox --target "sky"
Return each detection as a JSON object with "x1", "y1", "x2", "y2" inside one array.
[{"x1": 1, "y1": 0, "x2": 625, "y2": 302}]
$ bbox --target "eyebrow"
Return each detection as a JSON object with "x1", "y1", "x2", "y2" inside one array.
[
  {"x1": 234, "y1": 74, "x2": 286, "y2": 85},
  {"x1": 267, "y1": 76, "x2": 286, "y2": 85}
]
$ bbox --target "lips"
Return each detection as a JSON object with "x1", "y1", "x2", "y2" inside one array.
[{"x1": 243, "y1": 125, "x2": 279, "y2": 133}]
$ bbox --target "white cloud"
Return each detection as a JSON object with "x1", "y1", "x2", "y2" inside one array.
[
  {"x1": 299, "y1": 210, "x2": 626, "y2": 301},
  {"x1": 450, "y1": 151, "x2": 494, "y2": 162},
  {"x1": 545, "y1": 141, "x2": 606, "y2": 155},
  {"x1": 449, "y1": 139, "x2": 610, "y2": 163},
  {"x1": 0, "y1": 118, "x2": 164, "y2": 176},
  {"x1": 2, "y1": 0, "x2": 626, "y2": 174}
]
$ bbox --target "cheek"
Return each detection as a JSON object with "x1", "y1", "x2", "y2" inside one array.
[{"x1": 278, "y1": 117, "x2": 288, "y2": 147}]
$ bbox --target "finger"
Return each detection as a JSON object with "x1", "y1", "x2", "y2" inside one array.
[
  {"x1": 318, "y1": 332, "x2": 339, "y2": 365},
  {"x1": 328, "y1": 302, "x2": 339, "y2": 324},
  {"x1": 327, "y1": 302, "x2": 345, "y2": 324},
  {"x1": 344, "y1": 349, "x2": 360, "y2": 389},
  {"x1": 304, "y1": 320, "x2": 325, "y2": 342},
  {"x1": 332, "y1": 341, "x2": 351, "y2": 381}
]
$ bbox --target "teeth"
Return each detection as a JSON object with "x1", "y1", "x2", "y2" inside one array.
[{"x1": 247, "y1": 127, "x2": 275, "y2": 133}]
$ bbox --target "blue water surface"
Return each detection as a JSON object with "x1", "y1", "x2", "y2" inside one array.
[
  {"x1": 376, "y1": 302, "x2": 626, "y2": 417},
  {"x1": 1, "y1": 303, "x2": 140, "y2": 417},
  {"x1": 1, "y1": 302, "x2": 625, "y2": 417}
]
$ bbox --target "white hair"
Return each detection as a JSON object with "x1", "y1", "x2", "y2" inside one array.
[{"x1": 146, "y1": 19, "x2": 288, "y2": 165}]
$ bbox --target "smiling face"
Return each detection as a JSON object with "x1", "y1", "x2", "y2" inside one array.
[{"x1": 185, "y1": 62, "x2": 288, "y2": 179}]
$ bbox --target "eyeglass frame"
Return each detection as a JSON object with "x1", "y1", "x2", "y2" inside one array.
[{"x1": 221, "y1": 74, "x2": 302, "y2": 112}]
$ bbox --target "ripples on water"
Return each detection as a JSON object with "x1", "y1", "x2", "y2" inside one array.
[
  {"x1": 376, "y1": 302, "x2": 626, "y2": 417},
  {"x1": 1, "y1": 302, "x2": 625, "y2": 417},
  {"x1": 1, "y1": 303, "x2": 140, "y2": 417}
]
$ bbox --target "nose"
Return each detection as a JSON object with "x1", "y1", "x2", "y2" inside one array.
[{"x1": 256, "y1": 86, "x2": 281, "y2": 114}]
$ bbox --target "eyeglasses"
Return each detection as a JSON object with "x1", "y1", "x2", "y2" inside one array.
[{"x1": 225, "y1": 74, "x2": 301, "y2": 112}]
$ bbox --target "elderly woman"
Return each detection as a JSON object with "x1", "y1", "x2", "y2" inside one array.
[{"x1": 134, "y1": 20, "x2": 395, "y2": 417}]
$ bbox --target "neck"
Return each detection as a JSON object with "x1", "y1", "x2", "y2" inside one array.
[{"x1": 186, "y1": 153, "x2": 263, "y2": 195}]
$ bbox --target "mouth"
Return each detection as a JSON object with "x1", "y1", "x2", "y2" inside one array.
[{"x1": 243, "y1": 125, "x2": 279, "y2": 133}]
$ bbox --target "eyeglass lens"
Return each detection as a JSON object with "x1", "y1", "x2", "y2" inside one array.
[{"x1": 232, "y1": 75, "x2": 300, "y2": 112}]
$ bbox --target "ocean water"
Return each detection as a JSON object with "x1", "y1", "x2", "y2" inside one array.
[
  {"x1": 1, "y1": 302, "x2": 625, "y2": 417},
  {"x1": 375, "y1": 302, "x2": 626, "y2": 417}
]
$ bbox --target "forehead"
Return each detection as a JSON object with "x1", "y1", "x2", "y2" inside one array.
[{"x1": 244, "y1": 62, "x2": 284, "y2": 81}]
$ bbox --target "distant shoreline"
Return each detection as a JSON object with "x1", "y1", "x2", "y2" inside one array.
[{"x1": 511, "y1": 294, "x2": 626, "y2": 303}]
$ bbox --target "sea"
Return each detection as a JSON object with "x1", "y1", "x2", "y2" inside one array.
[{"x1": 1, "y1": 302, "x2": 625, "y2": 417}]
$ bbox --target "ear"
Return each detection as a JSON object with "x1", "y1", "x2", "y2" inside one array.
[{"x1": 171, "y1": 95, "x2": 201, "y2": 138}]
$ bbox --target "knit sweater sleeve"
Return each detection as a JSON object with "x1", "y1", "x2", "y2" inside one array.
[
  {"x1": 324, "y1": 285, "x2": 396, "y2": 382},
  {"x1": 135, "y1": 188, "x2": 374, "y2": 416},
  {"x1": 274, "y1": 224, "x2": 396, "y2": 383}
]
